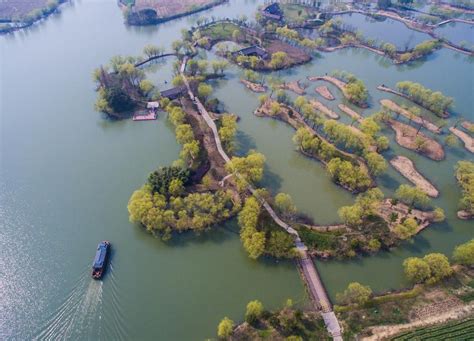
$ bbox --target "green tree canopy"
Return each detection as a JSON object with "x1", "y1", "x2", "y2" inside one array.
[
  {"x1": 336, "y1": 282, "x2": 372, "y2": 305},
  {"x1": 453, "y1": 239, "x2": 474, "y2": 266},
  {"x1": 217, "y1": 317, "x2": 234, "y2": 338}
]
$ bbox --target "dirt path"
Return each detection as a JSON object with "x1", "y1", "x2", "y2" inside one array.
[
  {"x1": 315, "y1": 86, "x2": 335, "y2": 100},
  {"x1": 388, "y1": 119, "x2": 445, "y2": 160},
  {"x1": 363, "y1": 302, "x2": 474, "y2": 341},
  {"x1": 450, "y1": 126, "x2": 474, "y2": 153},
  {"x1": 240, "y1": 79, "x2": 267, "y2": 93},
  {"x1": 390, "y1": 156, "x2": 439, "y2": 197},
  {"x1": 338, "y1": 104, "x2": 362, "y2": 122},
  {"x1": 309, "y1": 99, "x2": 339, "y2": 119},
  {"x1": 381, "y1": 99, "x2": 441, "y2": 134}
]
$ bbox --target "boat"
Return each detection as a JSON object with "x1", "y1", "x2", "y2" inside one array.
[{"x1": 91, "y1": 241, "x2": 110, "y2": 279}]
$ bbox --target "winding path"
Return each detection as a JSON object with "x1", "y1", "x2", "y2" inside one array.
[{"x1": 180, "y1": 58, "x2": 342, "y2": 340}]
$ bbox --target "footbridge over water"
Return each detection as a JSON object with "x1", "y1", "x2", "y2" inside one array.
[{"x1": 179, "y1": 58, "x2": 342, "y2": 340}]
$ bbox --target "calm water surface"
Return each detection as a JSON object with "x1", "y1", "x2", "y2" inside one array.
[
  {"x1": 334, "y1": 12, "x2": 431, "y2": 49},
  {"x1": 1, "y1": 0, "x2": 473, "y2": 340}
]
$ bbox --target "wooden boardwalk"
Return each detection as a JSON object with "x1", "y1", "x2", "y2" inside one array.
[{"x1": 180, "y1": 59, "x2": 343, "y2": 340}]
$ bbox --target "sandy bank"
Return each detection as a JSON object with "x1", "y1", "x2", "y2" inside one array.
[
  {"x1": 280, "y1": 80, "x2": 306, "y2": 95},
  {"x1": 315, "y1": 86, "x2": 335, "y2": 100},
  {"x1": 450, "y1": 127, "x2": 474, "y2": 153},
  {"x1": 308, "y1": 75, "x2": 347, "y2": 93},
  {"x1": 309, "y1": 99, "x2": 339, "y2": 119},
  {"x1": 338, "y1": 104, "x2": 362, "y2": 122},
  {"x1": 388, "y1": 119, "x2": 445, "y2": 160},
  {"x1": 240, "y1": 79, "x2": 267, "y2": 93},
  {"x1": 462, "y1": 121, "x2": 474, "y2": 131},
  {"x1": 390, "y1": 156, "x2": 439, "y2": 197},
  {"x1": 381, "y1": 99, "x2": 441, "y2": 134}
]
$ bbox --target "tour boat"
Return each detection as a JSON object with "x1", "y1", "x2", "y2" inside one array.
[{"x1": 91, "y1": 241, "x2": 110, "y2": 279}]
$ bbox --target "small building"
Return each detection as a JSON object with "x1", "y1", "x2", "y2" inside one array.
[
  {"x1": 232, "y1": 45, "x2": 270, "y2": 60},
  {"x1": 260, "y1": 3, "x2": 283, "y2": 21},
  {"x1": 160, "y1": 86, "x2": 186, "y2": 100}
]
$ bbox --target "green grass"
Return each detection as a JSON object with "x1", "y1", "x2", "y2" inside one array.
[
  {"x1": 392, "y1": 318, "x2": 474, "y2": 340},
  {"x1": 199, "y1": 22, "x2": 241, "y2": 41}
]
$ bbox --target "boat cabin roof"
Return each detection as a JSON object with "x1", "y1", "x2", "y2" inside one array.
[{"x1": 92, "y1": 242, "x2": 108, "y2": 268}]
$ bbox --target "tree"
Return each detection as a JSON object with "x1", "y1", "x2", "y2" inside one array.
[
  {"x1": 139, "y1": 79, "x2": 154, "y2": 95},
  {"x1": 245, "y1": 300, "x2": 264, "y2": 325},
  {"x1": 269, "y1": 52, "x2": 287, "y2": 69},
  {"x1": 360, "y1": 118, "x2": 380, "y2": 137},
  {"x1": 266, "y1": 231, "x2": 295, "y2": 258},
  {"x1": 368, "y1": 239, "x2": 382, "y2": 252},
  {"x1": 453, "y1": 239, "x2": 474, "y2": 266},
  {"x1": 217, "y1": 317, "x2": 234, "y2": 339},
  {"x1": 168, "y1": 178, "x2": 184, "y2": 197},
  {"x1": 143, "y1": 44, "x2": 163, "y2": 59},
  {"x1": 269, "y1": 102, "x2": 281, "y2": 116},
  {"x1": 445, "y1": 134, "x2": 459, "y2": 147},
  {"x1": 294, "y1": 96, "x2": 307, "y2": 111},
  {"x1": 424, "y1": 253, "x2": 452, "y2": 284},
  {"x1": 403, "y1": 257, "x2": 431, "y2": 283},
  {"x1": 275, "y1": 193, "x2": 297, "y2": 218},
  {"x1": 336, "y1": 282, "x2": 372, "y2": 305},
  {"x1": 365, "y1": 152, "x2": 387, "y2": 176},
  {"x1": 338, "y1": 204, "x2": 364, "y2": 227},
  {"x1": 395, "y1": 184, "x2": 430, "y2": 208},
  {"x1": 433, "y1": 207, "x2": 445, "y2": 222},
  {"x1": 175, "y1": 124, "x2": 194, "y2": 145},
  {"x1": 345, "y1": 80, "x2": 368, "y2": 106},
  {"x1": 198, "y1": 83, "x2": 213, "y2": 101},
  {"x1": 226, "y1": 151, "x2": 266, "y2": 190},
  {"x1": 393, "y1": 217, "x2": 418, "y2": 240}
]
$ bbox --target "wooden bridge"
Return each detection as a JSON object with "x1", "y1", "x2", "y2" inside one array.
[{"x1": 180, "y1": 59, "x2": 343, "y2": 340}]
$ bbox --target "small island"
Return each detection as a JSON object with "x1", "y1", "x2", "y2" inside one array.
[{"x1": 390, "y1": 156, "x2": 439, "y2": 197}]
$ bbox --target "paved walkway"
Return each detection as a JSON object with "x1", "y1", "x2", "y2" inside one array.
[{"x1": 180, "y1": 61, "x2": 342, "y2": 339}]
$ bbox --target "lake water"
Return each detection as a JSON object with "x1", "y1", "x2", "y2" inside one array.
[
  {"x1": 435, "y1": 21, "x2": 474, "y2": 47},
  {"x1": 334, "y1": 12, "x2": 432, "y2": 50},
  {"x1": 1, "y1": 0, "x2": 473, "y2": 340}
]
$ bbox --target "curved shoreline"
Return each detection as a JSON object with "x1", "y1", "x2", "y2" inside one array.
[
  {"x1": 390, "y1": 156, "x2": 439, "y2": 197},
  {"x1": 338, "y1": 104, "x2": 362, "y2": 123}
]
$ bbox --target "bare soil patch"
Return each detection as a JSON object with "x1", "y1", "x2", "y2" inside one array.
[
  {"x1": 315, "y1": 86, "x2": 335, "y2": 100},
  {"x1": 338, "y1": 104, "x2": 362, "y2": 122},
  {"x1": 309, "y1": 99, "x2": 339, "y2": 119},
  {"x1": 390, "y1": 156, "x2": 439, "y2": 197},
  {"x1": 265, "y1": 40, "x2": 311, "y2": 68},
  {"x1": 280, "y1": 80, "x2": 306, "y2": 95},
  {"x1": 240, "y1": 79, "x2": 266, "y2": 93},
  {"x1": 388, "y1": 119, "x2": 445, "y2": 160},
  {"x1": 450, "y1": 126, "x2": 474, "y2": 153}
]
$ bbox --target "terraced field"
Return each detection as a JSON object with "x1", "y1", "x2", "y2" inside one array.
[{"x1": 392, "y1": 318, "x2": 474, "y2": 340}]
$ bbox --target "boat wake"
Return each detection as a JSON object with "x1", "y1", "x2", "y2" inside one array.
[{"x1": 34, "y1": 263, "x2": 127, "y2": 340}]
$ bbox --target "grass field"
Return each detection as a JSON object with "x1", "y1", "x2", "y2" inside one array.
[{"x1": 392, "y1": 318, "x2": 474, "y2": 340}]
